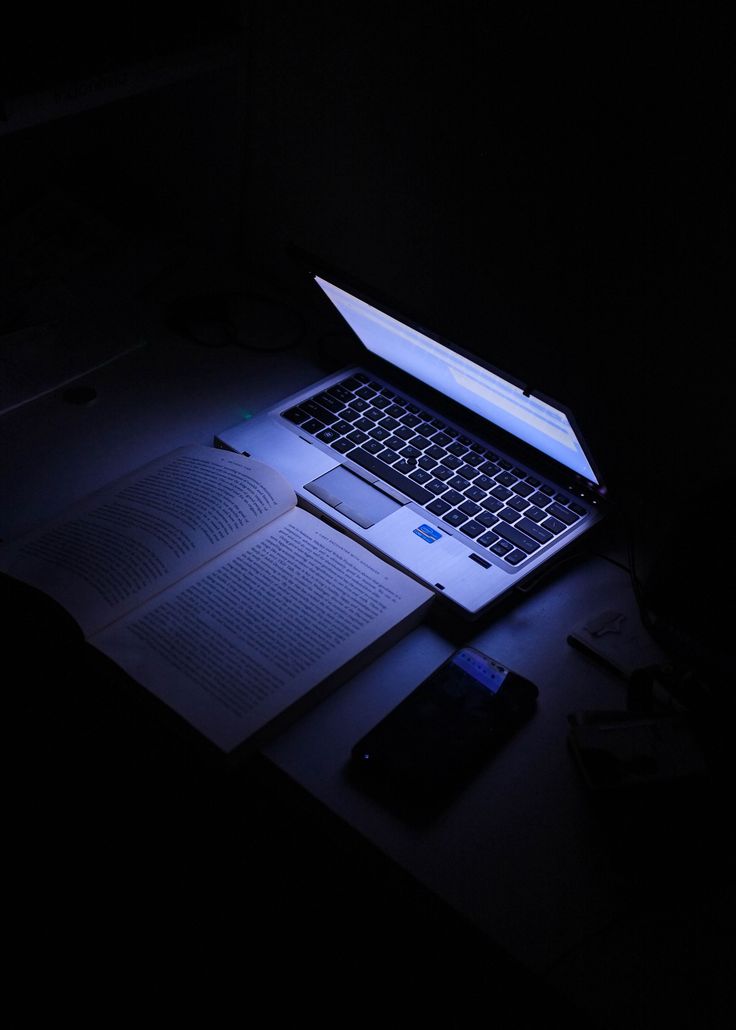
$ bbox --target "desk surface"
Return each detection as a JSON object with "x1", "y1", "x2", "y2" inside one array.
[{"x1": 1, "y1": 297, "x2": 732, "y2": 1027}]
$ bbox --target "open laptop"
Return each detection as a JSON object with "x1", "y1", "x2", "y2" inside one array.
[{"x1": 215, "y1": 255, "x2": 606, "y2": 619}]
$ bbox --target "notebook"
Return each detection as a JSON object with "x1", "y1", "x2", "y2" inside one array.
[{"x1": 215, "y1": 254, "x2": 606, "y2": 619}]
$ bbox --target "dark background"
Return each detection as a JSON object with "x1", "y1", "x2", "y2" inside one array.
[
  {"x1": 2, "y1": 5, "x2": 733, "y2": 505},
  {"x1": 2, "y1": 6, "x2": 734, "y2": 1023}
]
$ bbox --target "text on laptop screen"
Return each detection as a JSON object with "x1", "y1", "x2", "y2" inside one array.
[{"x1": 315, "y1": 277, "x2": 599, "y2": 484}]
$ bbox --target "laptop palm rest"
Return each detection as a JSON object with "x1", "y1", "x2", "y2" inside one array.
[{"x1": 305, "y1": 466, "x2": 402, "y2": 529}]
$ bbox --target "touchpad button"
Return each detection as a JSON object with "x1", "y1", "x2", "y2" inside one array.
[{"x1": 304, "y1": 466, "x2": 401, "y2": 529}]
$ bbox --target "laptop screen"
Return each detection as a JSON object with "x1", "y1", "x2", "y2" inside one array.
[{"x1": 315, "y1": 276, "x2": 599, "y2": 485}]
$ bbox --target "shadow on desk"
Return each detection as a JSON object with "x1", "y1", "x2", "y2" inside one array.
[
  {"x1": 5, "y1": 574, "x2": 733, "y2": 1027},
  {"x1": 3, "y1": 578, "x2": 593, "y2": 1026}
]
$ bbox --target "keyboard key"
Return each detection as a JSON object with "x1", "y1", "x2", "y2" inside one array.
[
  {"x1": 463, "y1": 451, "x2": 485, "y2": 466},
  {"x1": 400, "y1": 413, "x2": 421, "y2": 428},
  {"x1": 401, "y1": 445, "x2": 422, "y2": 460},
  {"x1": 479, "y1": 461, "x2": 500, "y2": 476},
  {"x1": 457, "y1": 464, "x2": 481, "y2": 480},
  {"x1": 554, "y1": 493, "x2": 569, "y2": 504},
  {"x1": 490, "y1": 539, "x2": 513, "y2": 556},
  {"x1": 427, "y1": 498, "x2": 451, "y2": 516},
  {"x1": 331, "y1": 438, "x2": 355, "y2": 454},
  {"x1": 503, "y1": 549, "x2": 527, "y2": 566},
  {"x1": 316, "y1": 427, "x2": 340, "y2": 443},
  {"x1": 491, "y1": 485, "x2": 512, "y2": 500},
  {"x1": 347, "y1": 429, "x2": 368, "y2": 444},
  {"x1": 316, "y1": 391, "x2": 344, "y2": 413},
  {"x1": 540, "y1": 484, "x2": 555, "y2": 496},
  {"x1": 301, "y1": 418, "x2": 324, "y2": 434},
  {"x1": 512, "y1": 481, "x2": 534, "y2": 497},
  {"x1": 497, "y1": 507, "x2": 522, "y2": 523},
  {"x1": 426, "y1": 479, "x2": 448, "y2": 495},
  {"x1": 477, "y1": 511, "x2": 499, "y2": 528},
  {"x1": 394, "y1": 426, "x2": 415, "y2": 440},
  {"x1": 541, "y1": 516, "x2": 566, "y2": 535},
  {"x1": 433, "y1": 465, "x2": 453, "y2": 481},
  {"x1": 474, "y1": 475, "x2": 495, "y2": 491},
  {"x1": 363, "y1": 439, "x2": 384, "y2": 454},
  {"x1": 328, "y1": 384, "x2": 354, "y2": 403},
  {"x1": 525, "y1": 505, "x2": 547, "y2": 522},
  {"x1": 355, "y1": 385, "x2": 375, "y2": 399},
  {"x1": 348, "y1": 448, "x2": 432, "y2": 504},
  {"x1": 464, "y1": 486, "x2": 486, "y2": 503},
  {"x1": 497, "y1": 458, "x2": 513, "y2": 470},
  {"x1": 379, "y1": 416, "x2": 399, "y2": 431},
  {"x1": 303, "y1": 399, "x2": 338, "y2": 423},
  {"x1": 371, "y1": 395, "x2": 391, "y2": 409},
  {"x1": 458, "y1": 500, "x2": 481, "y2": 516},
  {"x1": 426, "y1": 444, "x2": 447, "y2": 460},
  {"x1": 385, "y1": 404, "x2": 405, "y2": 419},
  {"x1": 546, "y1": 502, "x2": 579, "y2": 525},
  {"x1": 415, "y1": 423, "x2": 435, "y2": 438},
  {"x1": 442, "y1": 489, "x2": 464, "y2": 506},
  {"x1": 508, "y1": 496, "x2": 530, "y2": 512},
  {"x1": 441, "y1": 454, "x2": 463, "y2": 470},
  {"x1": 569, "y1": 501, "x2": 587, "y2": 516},
  {"x1": 418, "y1": 455, "x2": 438, "y2": 471},
  {"x1": 495, "y1": 471, "x2": 517, "y2": 487},
  {"x1": 393, "y1": 459, "x2": 417, "y2": 475},
  {"x1": 283, "y1": 405, "x2": 309, "y2": 424},
  {"x1": 516, "y1": 518, "x2": 553, "y2": 544},
  {"x1": 354, "y1": 417, "x2": 374, "y2": 432},
  {"x1": 449, "y1": 475, "x2": 471, "y2": 491},
  {"x1": 378, "y1": 448, "x2": 401, "y2": 463},
  {"x1": 460, "y1": 520, "x2": 484, "y2": 538},
  {"x1": 494, "y1": 522, "x2": 541, "y2": 554},
  {"x1": 385, "y1": 435, "x2": 407, "y2": 451},
  {"x1": 350, "y1": 398, "x2": 370, "y2": 412},
  {"x1": 431, "y1": 432, "x2": 452, "y2": 447},
  {"x1": 528, "y1": 491, "x2": 551, "y2": 508},
  {"x1": 478, "y1": 530, "x2": 499, "y2": 546},
  {"x1": 447, "y1": 442, "x2": 467, "y2": 457},
  {"x1": 481, "y1": 496, "x2": 503, "y2": 513},
  {"x1": 369, "y1": 426, "x2": 391, "y2": 441},
  {"x1": 332, "y1": 420, "x2": 352, "y2": 435},
  {"x1": 442, "y1": 510, "x2": 468, "y2": 528},
  {"x1": 409, "y1": 436, "x2": 435, "y2": 451},
  {"x1": 410, "y1": 468, "x2": 432, "y2": 484}
]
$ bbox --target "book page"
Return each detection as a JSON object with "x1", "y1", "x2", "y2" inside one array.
[
  {"x1": 93, "y1": 506, "x2": 433, "y2": 752},
  {"x1": 0, "y1": 445, "x2": 296, "y2": 637}
]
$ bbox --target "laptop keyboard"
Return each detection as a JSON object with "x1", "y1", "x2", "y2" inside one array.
[{"x1": 281, "y1": 372, "x2": 588, "y2": 569}]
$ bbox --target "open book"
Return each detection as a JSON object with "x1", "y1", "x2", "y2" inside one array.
[{"x1": 0, "y1": 445, "x2": 433, "y2": 753}]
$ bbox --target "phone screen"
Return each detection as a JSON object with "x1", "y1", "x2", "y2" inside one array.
[{"x1": 349, "y1": 647, "x2": 538, "y2": 806}]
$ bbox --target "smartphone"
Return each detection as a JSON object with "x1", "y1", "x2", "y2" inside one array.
[{"x1": 349, "y1": 647, "x2": 538, "y2": 806}]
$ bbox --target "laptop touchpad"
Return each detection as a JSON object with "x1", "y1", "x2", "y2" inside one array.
[{"x1": 304, "y1": 466, "x2": 401, "y2": 529}]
